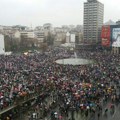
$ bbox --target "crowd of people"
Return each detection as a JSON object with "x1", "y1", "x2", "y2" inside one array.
[{"x1": 0, "y1": 47, "x2": 120, "y2": 120}]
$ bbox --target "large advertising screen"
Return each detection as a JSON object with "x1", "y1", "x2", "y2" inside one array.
[
  {"x1": 101, "y1": 26, "x2": 111, "y2": 47},
  {"x1": 112, "y1": 28, "x2": 120, "y2": 47}
]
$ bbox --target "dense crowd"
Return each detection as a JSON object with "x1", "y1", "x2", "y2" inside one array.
[
  {"x1": 0, "y1": 47, "x2": 120, "y2": 120},
  {"x1": 0, "y1": 48, "x2": 71, "y2": 112}
]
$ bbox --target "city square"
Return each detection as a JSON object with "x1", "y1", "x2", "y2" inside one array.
[{"x1": 0, "y1": 0, "x2": 120, "y2": 120}]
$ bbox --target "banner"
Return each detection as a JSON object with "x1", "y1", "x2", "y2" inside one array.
[{"x1": 101, "y1": 26, "x2": 111, "y2": 47}]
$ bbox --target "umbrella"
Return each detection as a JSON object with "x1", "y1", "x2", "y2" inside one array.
[{"x1": 54, "y1": 112, "x2": 58, "y2": 114}]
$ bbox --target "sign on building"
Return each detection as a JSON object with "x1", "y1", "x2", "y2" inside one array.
[{"x1": 101, "y1": 25, "x2": 111, "y2": 47}]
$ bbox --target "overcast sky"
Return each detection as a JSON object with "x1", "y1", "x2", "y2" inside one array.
[{"x1": 0, "y1": 0, "x2": 120, "y2": 27}]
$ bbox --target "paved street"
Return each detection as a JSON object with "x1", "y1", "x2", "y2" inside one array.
[
  {"x1": 19, "y1": 95, "x2": 120, "y2": 120},
  {"x1": 18, "y1": 79, "x2": 120, "y2": 120}
]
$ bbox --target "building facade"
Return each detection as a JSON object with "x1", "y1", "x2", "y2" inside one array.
[
  {"x1": 20, "y1": 31, "x2": 35, "y2": 39},
  {"x1": 34, "y1": 31, "x2": 45, "y2": 43},
  {"x1": 83, "y1": 0, "x2": 104, "y2": 44},
  {"x1": 0, "y1": 34, "x2": 5, "y2": 54},
  {"x1": 54, "y1": 32, "x2": 66, "y2": 46},
  {"x1": 116, "y1": 20, "x2": 120, "y2": 25}
]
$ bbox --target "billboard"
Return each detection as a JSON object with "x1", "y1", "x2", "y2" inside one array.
[
  {"x1": 101, "y1": 25, "x2": 111, "y2": 47},
  {"x1": 112, "y1": 28, "x2": 120, "y2": 47}
]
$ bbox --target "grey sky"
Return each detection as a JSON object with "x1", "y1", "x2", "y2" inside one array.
[{"x1": 0, "y1": 0, "x2": 120, "y2": 27}]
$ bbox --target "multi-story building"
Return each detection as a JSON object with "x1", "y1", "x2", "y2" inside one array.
[
  {"x1": 20, "y1": 31, "x2": 35, "y2": 39},
  {"x1": 34, "y1": 31, "x2": 44, "y2": 43},
  {"x1": 13, "y1": 31, "x2": 21, "y2": 39},
  {"x1": 20, "y1": 31, "x2": 35, "y2": 47},
  {"x1": 54, "y1": 32, "x2": 66, "y2": 46},
  {"x1": 0, "y1": 34, "x2": 5, "y2": 54},
  {"x1": 66, "y1": 32, "x2": 70, "y2": 43},
  {"x1": 83, "y1": 0, "x2": 104, "y2": 44}
]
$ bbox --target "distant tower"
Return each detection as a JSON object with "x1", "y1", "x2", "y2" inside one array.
[
  {"x1": 83, "y1": 0, "x2": 104, "y2": 44},
  {"x1": 66, "y1": 32, "x2": 70, "y2": 43}
]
